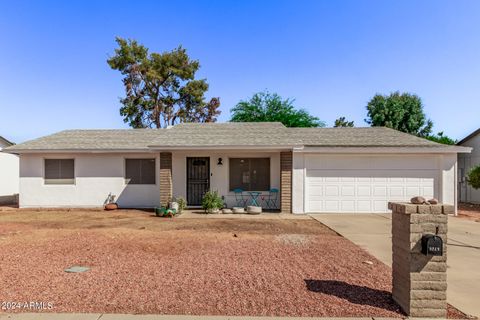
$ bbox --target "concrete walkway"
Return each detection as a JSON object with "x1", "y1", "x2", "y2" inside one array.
[{"x1": 310, "y1": 213, "x2": 480, "y2": 318}]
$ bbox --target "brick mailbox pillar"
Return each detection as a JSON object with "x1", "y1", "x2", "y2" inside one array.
[{"x1": 389, "y1": 202, "x2": 452, "y2": 318}]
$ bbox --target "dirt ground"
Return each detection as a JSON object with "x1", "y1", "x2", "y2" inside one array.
[
  {"x1": 458, "y1": 203, "x2": 480, "y2": 222},
  {"x1": 0, "y1": 209, "x2": 468, "y2": 318}
]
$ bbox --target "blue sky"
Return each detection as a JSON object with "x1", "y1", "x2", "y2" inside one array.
[{"x1": 1, "y1": 0, "x2": 479, "y2": 143}]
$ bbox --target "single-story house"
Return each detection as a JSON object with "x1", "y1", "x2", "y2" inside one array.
[
  {"x1": 0, "y1": 135, "x2": 19, "y2": 204},
  {"x1": 457, "y1": 128, "x2": 480, "y2": 204},
  {"x1": 3, "y1": 122, "x2": 471, "y2": 213}
]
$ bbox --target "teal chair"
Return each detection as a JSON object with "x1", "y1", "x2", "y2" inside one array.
[
  {"x1": 233, "y1": 188, "x2": 248, "y2": 207},
  {"x1": 264, "y1": 188, "x2": 279, "y2": 209}
]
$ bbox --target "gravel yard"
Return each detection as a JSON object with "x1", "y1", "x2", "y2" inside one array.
[
  {"x1": 458, "y1": 203, "x2": 480, "y2": 222},
  {"x1": 0, "y1": 209, "x2": 466, "y2": 317}
]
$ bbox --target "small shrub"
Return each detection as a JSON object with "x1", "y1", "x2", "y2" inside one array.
[
  {"x1": 467, "y1": 165, "x2": 480, "y2": 189},
  {"x1": 201, "y1": 190, "x2": 224, "y2": 213}
]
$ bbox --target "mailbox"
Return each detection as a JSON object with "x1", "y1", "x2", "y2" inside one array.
[{"x1": 421, "y1": 234, "x2": 443, "y2": 256}]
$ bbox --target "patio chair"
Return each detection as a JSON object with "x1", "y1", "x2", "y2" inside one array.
[
  {"x1": 264, "y1": 188, "x2": 279, "y2": 209},
  {"x1": 233, "y1": 188, "x2": 248, "y2": 208}
]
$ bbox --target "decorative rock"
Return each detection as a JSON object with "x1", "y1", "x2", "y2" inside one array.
[
  {"x1": 104, "y1": 203, "x2": 118, "y2": 210},
  {"x1": 247, "y1": 206, "x2": 262, "y2": 214},
  {"x1": 232, "y1": 207, "x2": 245, "y2": 214},
  {"x1": 222, "y1": 208, "x2": 233, "y2": 214},
  {"x1": 428, "y1": 198, "x2": 439, "y2": 205},
  {"x1": 65, "y1": 266, "x2": 90, "y2": 273},
  {"x1": 410, "y1": 196, "x2": 426, "y2": 204}
]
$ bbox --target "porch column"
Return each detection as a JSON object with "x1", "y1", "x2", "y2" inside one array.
[
  {"x1": 159, "y1": 152, "x2": 173, "y2": 207},
  {"x1": 280, "y1": 151, "x2": 293, "y2": 213}
]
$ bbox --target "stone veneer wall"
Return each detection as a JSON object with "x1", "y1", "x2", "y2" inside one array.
[
  {"x1": 159, "y1": 152, "x2": 173, "y2": 207},
  {"x1": 389, "y1": 202, "x2": 452, "y2": 318},
  {"x1": 280, "y1": 151, "x2": 292, "y2": 213}
]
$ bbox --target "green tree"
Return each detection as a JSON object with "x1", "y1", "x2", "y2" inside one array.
[
  {"x1": 467, "y1": 165, "x2": 480, "y2": 189},
  {"x1": 230, "y1": 91, "x2": 324, "y2": 127},
  {"x1": 365, "y1": 92, "x2": 433, "y2": 137},
  {"x1": 108, "y1": 37, "x2": 220, "y2": 128},
  {"x1": 334, "y1": 117, "x2": 354, "y2": 127},
  {"x1": 426, "y1": 132, "x2": 457, "y2": 145}
]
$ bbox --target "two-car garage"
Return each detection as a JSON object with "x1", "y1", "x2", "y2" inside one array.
[{"x1": 294, "y1": 153, "x2": 454, "y2": 214}]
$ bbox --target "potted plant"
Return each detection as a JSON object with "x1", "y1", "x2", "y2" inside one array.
[
  {"x1": 201, "y1": 190, "x2": 224, "y2": 214},
  {"x1": 155, "y1": 207, "x2": 166, "y2": 217}
]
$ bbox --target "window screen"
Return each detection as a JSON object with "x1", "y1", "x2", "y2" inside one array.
[
  {"x1": 229, "y1": 158, "x2": 270, "y2": 191},
  {"x1": 44, "y1": 159, "x2": 75, "y2": 184},
  {"x1": 125, "y1": 159, "x2": 156, "y2": 184}
]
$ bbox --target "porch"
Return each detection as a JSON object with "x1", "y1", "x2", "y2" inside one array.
[
  {"x1": 175, "y1": 209, "x2": 307, "y2": 219},
  {"x1": 158, "y1": 150, "x2": 293, "y2": 213}
]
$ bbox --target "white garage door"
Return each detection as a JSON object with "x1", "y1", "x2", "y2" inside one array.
[{"x1": 305, "y1": 155, "x2": 438, "y2": 213}]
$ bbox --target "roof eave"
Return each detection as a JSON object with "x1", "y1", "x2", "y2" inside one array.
[
  {"x1": 298, "y1": 146, "x2": 472, "y2": 154},
  {"x1": 1, "y1": 148, "x2": 155, "y2": 154},
  {"x1": 457, "y1": 128, "x2": 480, "y2": 145},
  {"x1": 0, "y1": 136, "x2": 14, "y2": 146},
  {"x1": 147, "y1": 145, "x2": 298, "y2": 151}
]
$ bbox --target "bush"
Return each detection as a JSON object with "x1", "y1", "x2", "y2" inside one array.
[
  {"x1": 467, "y1": 165, "x2": 480, "y2": 189},
  {"x1": 201, "y1": 190, "x2": 224, "y2": 213}
]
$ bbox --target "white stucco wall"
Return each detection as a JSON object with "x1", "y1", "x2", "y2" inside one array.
[
  {"x1": 19, "y1": 153, "x2": 160, "y2": 208},
  {"x1": 292, "y1": 152, "x2": 458, "y2": 214},
  {"x1": 439, "y1": 153, "x2": 457, "y2": 207},
  {"x1": 0, "y1": 146, "x2": 19, "y2": 201},
  {"x1": 458, "y1": 134, "x2": 480, "y2": 203},
  {"x1": 17, "y1": 149, "x2": 459, "y2": 212},
  {"x1": 171, "y1": 151, "x2": 281, "y2": 208}
]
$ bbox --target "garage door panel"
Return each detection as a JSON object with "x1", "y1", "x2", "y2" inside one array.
[
  {"x1": 306, "y1": 161, "x2": 438, "y2": 213},
  {"x1": 357, "y1": 200, "x2": 372, "y2": 212},
  {"x1": 389, "y1": 187, "x2": 404, "y2": 197},
  {"x1": 325, "y1": 200, "x2": 339, "y2": 211},
  {"x1": 325, "y1": 186, "x2": 339, "y2": 196},
  {"x1": 373, "y1": 186, "x2": 387, "y2": 196},
  {"x1": 406, "y1": 186, "x2": 421, "y2": 198},
  {"x1": 422, "y1": 186, "x2": 434, "y2": 197},
  {"x1": 374, "y1": 200, "x2": 388, "y2": 212},
  {"x1": 341, "y1": 200, "x2": 355, "y2": 212},
  {"x1": 308, "y1": 185, "x2": 323, "y2": 197},
  {"x1": 342, "y1": 186, "x2": 355, "y2": 196}
]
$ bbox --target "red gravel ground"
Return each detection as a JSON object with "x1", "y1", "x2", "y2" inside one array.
[
  {"x1": 0, "y1": 210, "x2": 469, "y2": 318},
  {"x1": 458, "y1": 203, "x2": 480, "y2": 222}
]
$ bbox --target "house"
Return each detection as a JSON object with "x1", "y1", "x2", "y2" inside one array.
[
  {"x1": 457, "y1": 128, "x2": 480, "y2": 204},
  {"x1": 0, "y1": 135, "x2": 19, "y2": 205},
  {"x1": 3, "y1": 122, "x2": 471, "y2": 213}
]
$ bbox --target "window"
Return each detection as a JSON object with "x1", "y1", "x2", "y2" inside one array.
[
  {"x1": 44, "y1": 159, "x2": 75, "y2": 184},
  {"x1": 125, "y1": 159, "x2": 156, "y2": 185},
  {"x1": 229, "y1": 158, "x2": 270, "y2": 191}
]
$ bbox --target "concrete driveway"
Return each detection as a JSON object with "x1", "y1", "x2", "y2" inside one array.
[{"x1": 310, "y1": 213, "x2": 480, "y2": 318}]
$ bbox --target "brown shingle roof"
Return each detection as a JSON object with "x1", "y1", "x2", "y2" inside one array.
[{"x1": 4, "y1": 122, "x2": 467, "y2": 152}]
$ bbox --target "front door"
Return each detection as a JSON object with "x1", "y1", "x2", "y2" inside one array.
[{"x1": 186, "y1": 157, "x2": 210, "y2": 206}]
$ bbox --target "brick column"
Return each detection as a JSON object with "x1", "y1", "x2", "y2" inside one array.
[
  {"x1": 280, "y1": 151, "x2": 292, "y2": 213},
  {"x1": 159, "y1": 152, "x2": 173, "y2": 207},
  {"x1": 389, "y1": 202, "x2": 451, "y2": 318}
]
